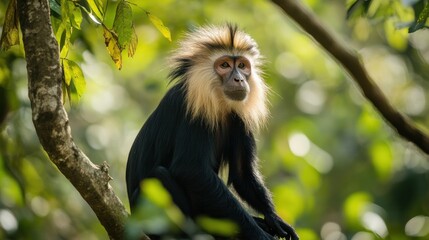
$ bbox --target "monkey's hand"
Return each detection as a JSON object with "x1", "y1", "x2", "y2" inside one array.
[{"x1": 264, "y1": 213, "x2": 299, "y2": 240}]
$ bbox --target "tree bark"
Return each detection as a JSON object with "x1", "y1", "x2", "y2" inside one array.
[
  {"x1": 16, "y1": 0, "x2": 137, "y2": 238},
  {"x1": 272, "y1": 0, "x2": 429, "y2": 155}
]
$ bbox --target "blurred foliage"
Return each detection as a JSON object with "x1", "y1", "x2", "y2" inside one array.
[
  {"x1": 347, "y1": 0, "x2": 429, "y2": 33},
  {"x1": 1, "y1": 0, "x2": 429, "y2": 239}
]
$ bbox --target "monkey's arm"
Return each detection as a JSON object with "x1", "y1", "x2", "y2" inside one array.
[
  {"x1": 169, "y1": 120, "x2": 273, "y2": 240},
  {"x1": 229, "y1": 131, "x2": 299, "y2": 240}
]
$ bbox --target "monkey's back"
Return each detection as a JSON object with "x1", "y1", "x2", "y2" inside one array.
[{"x1": 126, "y1": 83, "x2": 186, "y2": 208}]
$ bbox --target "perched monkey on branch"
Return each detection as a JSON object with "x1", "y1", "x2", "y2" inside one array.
[{"x1": 126, "y1": 24, "x2": 299, "y2": 240}]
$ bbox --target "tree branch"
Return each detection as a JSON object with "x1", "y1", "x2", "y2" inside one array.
[
  {"x1": 16, "y1": 0, "x2": 138, "y2": 238},
  {"x1": 272, "y1": 0, "x2": 429, "y2": 155}
]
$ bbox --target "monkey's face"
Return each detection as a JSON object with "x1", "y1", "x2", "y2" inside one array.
[{"x1": 214, "y1": 55, "x2": 251, "y2": 101}]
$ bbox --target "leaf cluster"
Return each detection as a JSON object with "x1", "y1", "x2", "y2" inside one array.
[
  {"x1": 0, "y1": 0, "x2": 171, "y2": 105},
  {"x1": 347, "y1": 0, "x2": 429, "y2": 33}
]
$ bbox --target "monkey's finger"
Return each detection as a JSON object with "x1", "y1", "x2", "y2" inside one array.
[
  {"x1": 277, "y1": 221, "x2": 299, "y2": 240},
  {"x1": 268, "y1": 219, "x2": 289, "y2": 238},
  {"x1": 253, "y1": 216, "x2": 274, "y2": 235}
]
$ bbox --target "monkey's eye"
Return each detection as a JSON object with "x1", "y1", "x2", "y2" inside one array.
[
  {"x1": 220, "y1": 62, "x2": 230, "y2": 68},
  {"x1": 238, "y1": 62, "x2": 246, "y2": 69}
]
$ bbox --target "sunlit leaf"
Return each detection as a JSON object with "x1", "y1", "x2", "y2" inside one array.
[
  {"x1": 141, "y1": 179, "x2": 172, "y2": 208},
  {"x1": 196, "y1": 216, "x2": 238, "y2": 236},
  {"x1": 370, "y1": 140, "x2": 393, "y2": 181},
  {"x1": 0, "y1": 169, "x2": 24, "y2": 205},
  {"x1": 84, "y1": 0, "x2": 104, "y2": 21},
  {"x1": 54, "y1": 0, "x2": 84, "y2": 57},
  {"x1": 296, "y1": 228, "x2": 318, "y2": 240},
  {"x1": 0, "y1": 0, "x2": 20, "y2": 51},
  {"x1": 384, "y1": 18, "x2": 408, "y2": 51},
  {"x1": 111, "y1": 0, "x2": 138, "y2": 57},
  {"x1": 62, "y1": 59, "x2": 86, "y2": 102},
  {"x1": 70, "y1": 7, "x2": 83, "y2": 30},
  {"x1": 59, "y1": 29, "x2": 71, "y2": 58},
  {"x1": 343, "y1": 192, "x2": 372, "y2": 227},
  {"x1": 113, "y1": 0, "x2": 134, "y2": 50},
  {"x1": 62, "y1": 77, "x2": 68, "y2": 104},
  {"x1": 76, "y1": 0, "x2": 102, "y2": 25},
  {"x1": 128, "y1": 26, "x2": 138, "y2": 57},
  {"x1": 58, "y1": 0, "x2": 76, "y2": 58},
  {"x1": 358, "y1": 105, "x2": 382, "y2": 135},
  {"x1": 103, "y1": 25, "x2": 122, "y2": 69},
  {"x1": 54, "y1": 20, "x2": 66, "y2": 49},
  {"x1": 147, "y1": 12, "x2": 172, "y2": 42}
]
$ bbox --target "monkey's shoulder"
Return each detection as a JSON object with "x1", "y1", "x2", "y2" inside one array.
[{"x1": 148, "y1": 83, "x2": 187, "y2": 122}]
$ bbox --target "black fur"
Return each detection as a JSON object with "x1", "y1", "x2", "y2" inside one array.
[
  {"x1": 126, "y1": 81, "x2": 298, "y2": 240},
  {"x1": 126, "y1": 25, "x2": 299, "y2": 240},
  {"x1": 168, "y1": 58, "x2": 193, "y2": 81}
]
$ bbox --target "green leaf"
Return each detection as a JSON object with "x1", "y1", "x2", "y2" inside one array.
[
  {"x1": 113, "y1": 1, "x2": 134, "y2": 50},
  {"x1": 128, "y1": 26, "x2": 138, "y2": 57},
  {"x1": 70, "y1": 7, "x2": 83, "y2": 30},
  {"x1": 346, "y1": 0, "x2": 372, "y2": 20},
  {"x1": 370, "y1": 140, "x2": 393, "y2": 181},
  {"x1": 54, "y1": 20, "x2": 66, "y2": 47},
  {"x1": 83, "y1": 0, "x2": 104, "y2": 22},
  {"x1": 57, "y1": 0, "x2": 78, "y2": 58},
  {"x1": 147, "y1": 12, "x2": 172, "y2": 42},
  {"x1": 58, "y1": 23, "x2": 71, "y2": 58},
  {"x1": 76, "y1": 0, "x2": 102, "y2": 25},
  {"x1": 141, "y1": 179, "x2": 172, "y2": 208},
  {"x1": 49, "y1": 0, "x2": 61, "y2": 17},
  {"x1": 196, "y1": 217, "x2": 238, "y2": 236},
  {"x1": 384, "y1": 18, "x2": 408, "y2": 51},
  {"x1": 103, "y1": 25, "x2": 122, "y2": 69},
  {"x1": 343, "y1": 192, "x2": 372, "y2": 226},
  {"x1": 409, "y1": 0, "x2": 429, "y2": 32},
  {"x1": 0, "y1": 0, "x2": 20, "y2": 51},
  {"x1": 62, "y1": 59, "x2": 86, "y2": 102}
]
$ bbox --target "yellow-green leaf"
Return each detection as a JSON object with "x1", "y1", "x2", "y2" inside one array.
[
  {"x1": 196, "y1": 216, "x2": 238, "y2": 236},
  {"x1": 62, "y1": 77, "x2": 69, "y2": 104},
  {"x1": 63, "y1": 60, "x2": 72, "y2": 86},
  {"x1": 62, "y1": 59, "x2": 86, "y2": 102},
  {"x1": 54, "y1": 19, "x2": 72, "y2": 59},
  {"x1": 85, "y1": 0, "x2": 104, "y2": 22},
  {"x1": 58, "y1": 0, "x2": 76, "y2": 58},
  {"x1": 343, "y1": 192, "x2": 372, "y2": 227},
  {"x1": 384, "y1": 18, "x2": 408, "y2": 51},
  {"x1": 141, "y1": 179, "x2": 172, "y2": 208},
  {"x1": 113, "y1": 0, "x2": 134, "y2": 50},
  {"x1": 128, "y1": 26, "x2": 138, "y2": 57},
  {"x1": 0, "y1": 0, "x2": 20, "y2": 51},
  {"x1": 59, "y1": 28, "x2": 71, "y2": 58},
  {"x1": 147, "y1": 12, "x2": 171, "y2": 42},
  {"x1": 103, "y1": 25, "x2": 122, "y2": 69},
  {"x1": 370, "y1": 140, "x2": 393, "y2": 181},
  {"x1": 71, "y1": 7, "x2": 83, "y2": 30}
]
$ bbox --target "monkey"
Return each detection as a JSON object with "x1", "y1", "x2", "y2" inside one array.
[{"x1": 126, "y1": 24, "x2": 299, "y2": 240}]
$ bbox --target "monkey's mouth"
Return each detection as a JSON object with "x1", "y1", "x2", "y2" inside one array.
[{"x1": 224, "y1": 89, "x2": 248, "y2": 101}]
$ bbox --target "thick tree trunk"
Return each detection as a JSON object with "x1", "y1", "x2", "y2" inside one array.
[{"x1": 16, "y1": 0, "x2": 137, "y2": 238}]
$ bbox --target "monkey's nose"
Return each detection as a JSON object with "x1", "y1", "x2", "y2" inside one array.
[{"x1": 234, "y1": 78, "x2": 243, "y2": 82}]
